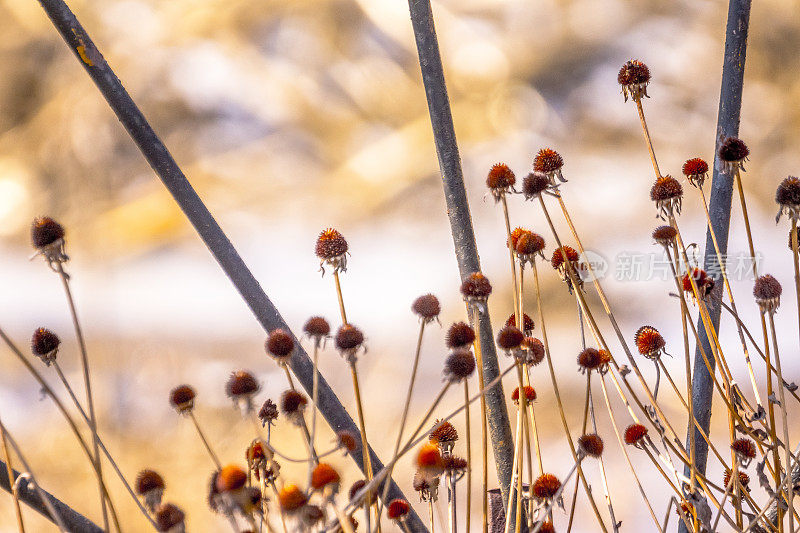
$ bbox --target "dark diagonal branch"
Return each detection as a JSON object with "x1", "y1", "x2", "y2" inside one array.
[
  {"x1": 35, "y1": 1, "x2": 425, "y2": 530},
  {"x1": 406, "y1": 0, "x2": 515, "y2": 509}
]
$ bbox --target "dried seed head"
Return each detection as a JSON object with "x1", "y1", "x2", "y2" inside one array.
[
  {"x1": 486, "y1": 163, "x2": 516, "y2": 200},
  {"x1": 311, "y1": 463, "x2": 341, "y2": 492},
  {"x1": 515, "y1": 231, "x2": 546, "y2": 267},
  {"x1": 718, "y1": 137, "x2": 749, "y2": 174},
  {"x1": 442, "y1": 455, "x2": 468, "y2": 474},
  {"x1": 246, "y1": 440, "x2": 269, "y2": 465},
  {"x1": 617, "y1": 59, "x2": 651, "y2": 101},
  {"x1": 226, "y1": 371, "x2": 260, "y2": 399},
  {"x1": 316, "y1": 228, "x2": 348, "y2": 260},
  {"x1": 682, "y1": 269, "x2": 715, "y2": 300},
  {"x1": 430, "y1": 420, "x2": 458, "y2": 443},
  {"x1": 444, "y1": 348, "x2": 476, "y2": 382},
  {"x1": 537, "y1": 522, "x2": 555, "y2": 533},
  {"x1": 349, "y1": 480, "x2": 367, "y2": 502},
  {"x1": 337, "y1": 430, "x2": 359, "y2": 452},
  {"x1": 550, "y1": 246, "x2": 579, "y2": 271},
  {"x1": 136, "y1": 469, "x2": 165, "y2": 496},
  {"x1": 460, "y1": 272, "x2": 492, "y2": 304},
  {"x1": 280, "y1": 390, "x2": 308, "y2": 419},
  {"x1": 496, "y1": 325, "x2": 524, "y2": 353},
  {"x1": 335, "y1": 324, "x2": 365, "y2": 358},
  {"x1": 650, "y1": 175, "x2": 683, "y2": 218},
  {"x1": 754, "y1": 274, "x2": 782, "y2": 314},
  {"x1": 776, "y1": 176, "x2": 800, "y2": 222},
  {"x1": 731, "y1": 438, "x2": 756, "y2": 460},
  {"x1": 258, "y1": 399, "x2": 279, "y2": 426},
  {"x1": 413, "y1": 471, "x2": 440, "y2": 502},
  {"x1": 577, "y1": 348, "x2": 605, "y2": 373},
  {"x1": 416, "y1": 443, "x2": 444, "y2": 478},
  {"x1": 279, "y1": 484, "x2": 309, "y2": 513},
  {"x1": 265, "y1": 329, "x2": 295, "y2": 363},
  {"x1": 578, "y1": 434, "x2": 604, "y2": 457},
  {"x1": 634, "y1": 325, "x2": 666, "y2": 359},
  {"x1": 303, "y1": 316, "x2": 331, "y2": 340},
  {"x1": 723, "y1": 470, "x2": 751, "y2": 492},
  {"x1": 31, "y1": 216, "x2": 65, "y2": 249},
  {"x1": 522, "y1": 337, "x2": 545, "y2": 366},
  {"x1": 446, "y1": 322, "x2": 475, "y2": 348},
  {"x1": 387, "y1": 499, "x2": 411, "y2": 521},
  {"x1": 216, "y1": 464, "x2": 248, "y2": 492},
  {"x1": 522, "y1": 172, "x2": 551, "y2": 199},
  {"x1": 30, "y1": 327, "x2": 60, "y2": 365},
  {"x1": 506, "y1": 313, "x2": 535, "y2": 336},
  {"x1": 511, "y1": 386, "x2": 536, "y2": 404},
  {"x1": 652, "y1": 225, "x2": 677, "y2": 247},
  {"x1": 532, "y1": 473, "x2": 561, "y2": 500},
  {"x1": 155, "y1": 503, "x2": 185, "y2": 532},
  {"x1": 412, "y1": 294, "x2": 441, "y2": 322},
  {"x1": 508, "y1": 227, "x2": 528, "y2": 251},
  {"x1": 682, "y1": 158, "x2": 709, "y2": 188},
  {"x1": 534, "y1": 148, "x2": 564, "y2": 174},
  {"x1": 624, "y1": 423, "x2": 648, "y2": 446},
  {"x1": 169, "y1": 385, "x2": 196, "y2": 414}
]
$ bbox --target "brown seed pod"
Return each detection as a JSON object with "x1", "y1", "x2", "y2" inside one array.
[
  {"x1": 279, "y1": 484, "x2": 309, "y2": 513},
  {"x1": 135, "y1": 469, "x2": 165, "y2": 496},
  {"x1": 550, "y1": 246, "x2": 579, "y2": 271},
  {"x1": 537, "y1": 521, "x2": 555, "y2": 533},
  {"x1": 650, "y1": 175, "x2": 683, "y2": 218},
  {"x1": 337, "y1": 430, "x2": 359, "y2": 452},
  {"x1": 497, "y1": 325, "x2": 524, "y2": 352},
  {"x1": 265, "y1": 329, "x2": 295, "y2": 362},
  {"x1": 634, "y1": 325, "x2": 666, "y2": 359},
  {"x1": 754, "y1": 274, "x2": 782, "y2": 314},
  {"x1": 315, "y1": 228, "x2": 348, "y2": 260},
  {"x1": 718, "y1": 137, "x2": 749, "y2": 164},
  {"x1": 776, "y1": 176, "x2": 800, "y2": 222},
  {"x1": 534, "y1": 148, "x2": 564, "y2": 174},
  {"x1": 335, "y1": 324, "x2": 365, "y2": 354},
  {"x1": 682, "y1": 158, "x2": 709, "y2": 188},
  {"x1": 522, "y1": 337, "x2": 545, "y2": 366},
  {"x1": 578, "y1": 433, "x2": 604, "y2": 458},
  {"x1": 723, "y1": 470, "x2": 751, "y2": 493},
  {"x1": 387, "y1": 499, "x2": 411, "y2": 521},
  {"x1": 446, "y1": 322, "x2": 475, "y2": 348},
  {"x1": 430, "y1": 420, "x2": 458, "y2": 443},
  {"x1": 30, "y1": 327, "x2": 60, "y2": 365},
  {"x1": 155, "y1": 503, "x2": 185, "y2": 532},
  {"x1": 486, "y1": 163, "x2": 516, "y2": 200},
  {"x1": 226, "y1": 371, "x2": 260, "y2": 399},
  {"x1": 577, "y1": 348, "x2": 604, "y2": 372},
  {"x1": 444, "y1": 348, "x2": 476, "y2": 382},
  {"x1": 31, "y1": 216, "x2": 65, "y2": 249},
  {"x1": 169, "y1": 385, "x2": 196, "y2": 413},
  {"x1": 311, "y1": 463, "x2": 340, "y2": 492},
  {"x1": 216, "y1": 464, "x2": 248, "y2": 492},
  {"x1": 624, "y1": 423, "x2": 648, "y2": 445},
  {"x1": 511, "y1": 386, "x2": 536, "y2": 404},
  {"x1": 258, "y1": 399, "x2": 279, "y2": 426},
  {"x1": 522, "y1": 172, "x2": 551, "y2": 199},
  {"x1": 515, "y1": 231, "x2": 546, "y2": 260},
  {"x1": 412, "y1": 294, "x2": 441, "y2": 322},
  {"x1": 349, "y1": 480, "x2": 367, "y2": 502},
  {"x1": 506, "y1": 313, "x2": 535, "y2": 336},
  {"x1": 280, "y1": 390, "x2": 308, "y2": 418},
  {"x1": 303, "y1": 316, "x2": 331, "y2": 339},
  {"x1": 731, "y1": 438, "x2": 756, "y2": 460},
  {"x1": 508, "y1": 227, "x2": 528, "y2": 251},
  {"x1": 246, "y1": 440, "x2": 268, "y2": 465},
  {"x1": 652, "y1": 225, "x2": 677, "y2": 247},
  {"x1": 460, "y1": 272, "x2": 492, "y2": 303},
  {"x1": 442, "y1": 455, "x2": 468, "y2": 473},
  {"x1": 682, "y1": 268, "x2": 715, "y2": 299},
  {"x1": 532, "y1": 473, "x2": 561, "y2": 500},
  {"x1": 617, "y1": 59, "x2": 651, "y2": 101}
]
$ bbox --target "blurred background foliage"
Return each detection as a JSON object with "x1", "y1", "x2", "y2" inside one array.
[{"x1": 1, "y1": 0, "x2": 800, "y2": 530}]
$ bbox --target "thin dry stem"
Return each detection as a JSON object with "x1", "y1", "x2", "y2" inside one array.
[{"x1": 1, "y1": 418, "x2": 25, "y2": 533}]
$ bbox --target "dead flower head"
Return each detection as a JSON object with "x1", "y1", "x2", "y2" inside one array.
[
  {"x1": 443, "y1": 348, "x2": 476, "y2": 383},
  {"x1": 31, "y1": 216, "x2": 68, "y2": 266},
  {"x1": 496, "y1": 325, "x2": 525, "y2": 360},
  {"x1": 578, "y1": 433, "x2": 604, "y2": 458},
  {"x1": 31, "y1": 327, "x2": 60, "y2": 366},
  {"x1": 775, "y1": 176, "x2": 800, "y2": 223},
  {"x1": 280, "y1": 389, "x2": 308, "y2": 425},
  {"x1": 718, "y1": 137, "x2": 749, "y2": 174},
  {"x1": 135, "y1": 469, "x2": 165, "y2": 512},
  {"x1": 265, "y1": 328, "x2": 295, "y2": 365},
  {"x1": 446, "y1": 322, "x2": 475, "y2": 349},
  {"x1": 506, "y1": 312, "x2": 535, "y2": 336},
  {"x1": 534, "y1": 148, "x2": 566, "y2": 186},
  {"x1": 155, "y1": 502, "x2": 185, "y2": 533},
  {"x1": 511, "y1": 385, "x2": 536, "y2": 405},
  {"x1": 682, "y1": 268, "x2": 715, "y2": 302},
  {"x1": 335, "y1": 324, "x2": 365, "y2": 364},
  {"x1": 258, "y1": 399, "x2": 279, "y2": 426},
  {"x1": 532, "y1": 473, "x2": 561, "y2": 502},
  {"x1": 634, "y1": 325, "x2": 666, "y2": 360},
  {"x1": 682, "y1": 158, "x2": 709, "y2": 188},
  {"x1": 226, "y1": 371, "x2": 260, "y2": 413},
  {"x1": 624, "y1": 423, "x2": 649, "y2": 448},
  {"x1": 754, "y1": 274, "x2": 782, "y2": 314},
  {"x1": 522, "y1": 171, "x2": 552, "y2": 199},
  {"x1": 412, "y1": 294, "x2": 441, "y2": 323},
  {"x1": 652, "y1": 225, "x2": 677, "y2": 248},
  {"x1": 460, "y1": 272, "x2": 492, "y2": 309},
  {"x1": 618, "y1": 59, "x2": 651, "y2": 101},
  {"x1": 169, "y1": 385, "x2": 196, "y2": 414},
  {"x1": 650, "y1": 175, "x2": 683, "y2": 219},
  {"x1": 303, "y1": 316, "x2": 330, "y2": 347},
  {"x1": 486, "y1": 163, "x2": 516, "y2": 201},
  {"x1": 315, "y1": 228, "x2": 348, "y2": 274}
]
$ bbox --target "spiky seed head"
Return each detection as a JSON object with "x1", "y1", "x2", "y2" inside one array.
[
  {"x1": 617, "y1": 59, "x2": 651, "y2": 101},
  {"x1": 754, "y1": 274, "x2": 782, "y2": 313},
  {"x1": 550, "y1": 246, "x2": 579, "y2": 270},
  {"x1": 578, "y1": 434, "x2": 604, "y2": 457},
  {"x1": 508, "y1": 227, "x2": 528, "y2": 250},
  {"x1": 387, "y1": 499, "x2": 411, "y2": 521},
  {"x1": 335, "y1": 324, "x2": 365, "y2": 352},
  {"x1": 412, "y1": 294, "x2": 441, "y2": 322},
  {"x1": 577, "y1": 348, "x2": 604, "y2": 372},
  {"x1": 216, "y1": 464, "x2": 248, "y2": 492},
  {"x1": 506, "y1": 313, "x2": 535, "y2": 335},
  {"x1": 497, "y1": 325, "x2": 524, "y2": 351},
  {"x1": 279, "y1": 484, "x2": 308, "y2": 513},
  {"x1": 776, "y1": 176, "x2": 800, "y2": 222},
  {"x1": 337, "y1": 430, "x2": 359, "y2": 452},
  {"x1": 718, "y1": 137, "x2": 749, "y2": 163},
  {"x1": 442, "y1": 456, "x2": 468, "y2": 473},
  {"x1": 226, "y1": 371, "x2": 260, "y2": 398},
  {"x1": 486, "y1": 163, "x2": 516, "y2": 199},
  {"x1": 155, "y1": 503, "x2": 185, "y2": 532},
  {"x1": 136, "y1": 469, "x2": 165, "y2": 495},
  {"x1": 624, "y1": 423, "x2": 648, "y2": 445},
  {"x1": 511, "y1": 386, "x2": 536, "y2": 404},
  {"x1": 532, "y1": 473, "x2": 561, "y2": 500},
  {"x1": 430, "y1": 420, "x2": 458, "y2": 443},
  {"x1": 522, "y1": 337, "x2": 545, "y2": 366},
  {"x1": 280, "y1": 390, "x2": 308, "y2": 417},
  {"x1": 416, "y1": 443, "x2": 444, "y2": 478},
  {"x1": 258, "y1": 399, "x2": 279, "y2": 425},
  {"x1": 444, "y1": 348, "x2": 476, "y2": 382},
  {"x1": 30, "y1": 327, "x2": 60, "y2": 365},
  {"x1": 460, "y1": 272, "x2": 492, "y2": 303},
  {"x1": 311, "y1": 463, "x2": 340, "y2": 492},
  {"x1": 446, "y1": 322, "x2": 475, "y2": 348},
  {"x1": 652, "y1": 225, "x2": 677, "y2": 246},
  {"x1": 731, "y1": 438, "x2": 756, "y2": 460},
  {"x1": 31, "y1": 216, "x2": 65, "y2": 249},
  {"x1": 634, "y1": 325, "x2": 666, "y2": 359},
  {"x1": 538, "y1": 522, "x2": 555, "y2": 533},
  {"x1": 682, "y1": 268, "x2": 715, "y2": 299},
  {"x1": 412, "y1": 473, "x2": 429, "y2": 492},
  {"x1": 515, "y1": 231, "x2": 545, "y2": 258},
  {"x1": 650, "y1": 175, "x2": 683, "y2": 202},
  {"x1": 522, "y1": 172, "x2": 551, "y2": 199},
  {"x1": 303, "y1": 316, "x2": 330, "y2": 339},
  {"x1": 246, "y1": 440, "x2": 268, "y2": 465},
  {"x1": 169, "y1": 385, "x2": 196, "y2": 413},
  {"x1": 682, "y1": 158, "x2": 709, "y2": 187},
  {"x1": 534, "y1": 148, "x2": 564, "y2": 173},
  {"x1": 315, "y1": 228, "x2": 348, "y2": 260},
  {"x1": 265, "y1": 329, "x2": 295, "y2": 362},
  {"x1": 349, "y1": 480, "x2": 367, "y2": 502},
  {"x1": 723, "y1": 470, "x2": 751, "y2": 491}
]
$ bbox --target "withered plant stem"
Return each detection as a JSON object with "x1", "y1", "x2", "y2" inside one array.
[
  {"x1": 188, "y1": 411, "x2": 222, "y2": 469},
  {"x1": 501, "y1": 194, "x2": 521, "y2": 329},
  {"x1": 469, "y1": 305, "x2": 489, "y2": 533},
  {"x1": 529, "y1": 460, "x2": 581, "y2": 533},
  {"x1": 333, "y1": 271, "x2": 348, "y2": 325},
  {"x1": 712, "y1": 454, "x2": 739, "y2": 531},
  {"x1": 768, "y1": 311, "x2": 793, "y2": 533},
  {"x1": 634, "y1": 98, "x2": 662, "y2": 178},
  {"x1": 792, "y1": 219, "x2": 800, "y2": 354},
  {"x1": 566, "y1": 299, "x2": 591, "y2": 533},
  {"x1": 0, "y1": 418, "x2": 24, "y2": 533},
  {"x1": 678, "y1": 266, "x2": 699, "y2": 498},
  {"x1": 54, "y1": 262, "x2": 108, "y2": 531},
  {"x1": 588, "y1": 391, "x2": 618, "y2": 533},
  {"x1": 464, "y1": 381, "x2": 472, "y2": 533},
  {"x1": 282, "y1": 365, "x2": 319, "y2": 464},
  {"x1": 310, "y1": 343, "x2": 320, "y2": 456},
  {"x1": 348, "y1": 362, "x2": 374, "y2": 530},
  {"x1": 268, "y1": 480, "x2": 289, "y2": 533}
]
